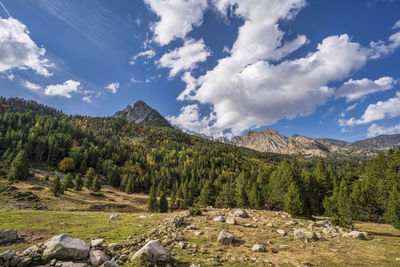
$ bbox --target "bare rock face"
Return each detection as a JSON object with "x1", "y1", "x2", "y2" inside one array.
[
  {"x1": 131, "y1": 240, "x2": 171, "y2": 263},
  {"x1": 0, "y1": 229, "x2": 19, "y2": 245},
  {"x1": 43, "y1": 234, "x2": 90, "y2": 260}
]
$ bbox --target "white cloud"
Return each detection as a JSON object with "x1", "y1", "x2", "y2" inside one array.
[
  {"x1": 367, "y1": 123, "x2": 400, "y2": 137},
  {"x1": 22, "y1": 80, "x2": 41, "y2": 92},
  {"x1": 158, "y1": 38, "x2": 211, "y2": 77},
  {"x1": 82, "y1": 95, "x2": 93, "y2": 103},
  {"x1": 167, "y1": 104, "x2": 215, "y2": 134},
  {"x1": 105, "y1": 82, "x2": 119, "y2": 94},
  {"x1": 130, "y1": 77, "x2": 142, "y2": 84},
  {"x1": 130, "y1": 49, "x2": 156, "y2": 65},
  {"x1": 144, "y1": 0, "x2": 208, "y2": 45},
  {"x1": 7, "y1": 74, "x2": 14, "y2": 80},
  {"x1": 393, "y1": 20, "x2": 400, "y2": 29},
  {"x1": 339, "y1": 92, "x2": 400, "y2": 126},
  {"x1": 0, "y1": 17, "x2": 53, "y2": 76},
  {"x1": 44, "y1": 80, "x2": 81, "y2": 98},
  {"x1": 335, "y1": 76, "x2": 396, "y2": 102},
  {"x1": 368, "y1": 21, "x2": 400, "y2": 59}
]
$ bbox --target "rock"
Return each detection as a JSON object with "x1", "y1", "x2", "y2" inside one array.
[
  {"x1": 16, "y1": 257, "x2": 31, "y2": 267},
  {"x1": 131, "y1": 240, "x2": 171, "y2": 263},
  {"x1": 194, "y1": 231, "x2": 204, "y2": 236},
  {"x1": 213, "y1": 216, "x2": 226, "y2": 222},
  {"x1": 344, "y1": 231, "x2": 366, "y2": 240},
  {"x1": 280, "y1": 245, "x2": 288, "y2": 249},
  {"x1": 217, "y1": 230, "x2": 234, "y2": 245},
  {"x1": 90, "y1": 250, "x2": 110, "y2": 266},
  {"x1": 100, "y1": 261, "x2": 119, "y2": 267},
  {"x1": 10, "y1": 255, "x2": 21, "y2": 266},
  {"x1": 226, "y1": 217, "x2": 236, "y2": 225},
  {"x1": 0, "y1": 229, "x2": 19, "y2": 244},
  {"x1": 244, "y1": 223, "x2": 257, "y2": 228},
  {"x1": 252, "y1": 244, "x2": 267, "y2": 252},
  {"x1": 1, "y1": 249, "x2": 16, "y2": 260},
  {"x1": 234, "y1": 209, "x2": 249, "y2": 218},
  {"x1": 91, "y1": 239, "x2": 104, "y2": 247},
  {"x1": 178, "y1": 242, "x2": 186, "y2": 249},
  {"x1": 267, "y1": 223, "x2": 274, "y2": 227},
  {"x1": 109, "y1": 214, "x2": 119, "y2": 221},
  {"x1": 276, "y1": 229, "x2": 286, "y2": 235},
  {"x1": 43, "y1": 234, "x2": 90, "y2": 260},
  {"x1": 61, "y1": 262, "x2": 91, "y2": 267},
  {"x1": 108, "y1": 243, "x2": 120, "y2": 249},
  {"x1": 294, "y1": 229, "x2": 318, "y2": 241},
  {"x1": 186, "y1": 225, "x2": 197, "y2": 230}
]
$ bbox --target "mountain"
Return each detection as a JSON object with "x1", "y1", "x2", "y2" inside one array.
[
  {"x1": 222, "y1": 129, "x2": 400, "y2": 157},
  {"x1": 113, "y1": 100, "x2": 172, "y2": 128}
]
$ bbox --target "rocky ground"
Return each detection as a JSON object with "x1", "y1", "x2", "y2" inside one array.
[{"x1": 1, "y1": 207, "x2": 400, "y2": 266}]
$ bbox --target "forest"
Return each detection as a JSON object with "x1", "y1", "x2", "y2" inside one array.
[{"x1": 1, "y1": 96, "x2": 399, "y2": 230}]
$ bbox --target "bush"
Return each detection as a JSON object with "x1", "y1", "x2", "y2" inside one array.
[{"x1": 58, "y1": 158, "x2": 75, "y2": 173}]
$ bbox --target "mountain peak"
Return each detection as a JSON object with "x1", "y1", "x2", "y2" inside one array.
[{"x1": 113, "y1": 100, "x2": 171, "y2": 128}]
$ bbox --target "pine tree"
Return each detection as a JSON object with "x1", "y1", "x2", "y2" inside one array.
[
  {"x1": 198, "y1": 180, "x2": 214, "y2": 207},
  {"x1": 51, "y1": 175, "x2": 63, "y2": 196},
  {"x1": 63, "y1": 173, "x2": 74, "y2": 191},
  {"x1": 125, "y1": 176, "x2": 134, "y2": 194},
  {"x1": 249, "y1": 183, "x2": 264, "y2": 209},
  {"x1": 8, "y1": 150, "x2": 30, "y2": 182},
  {"x1": 84, "y1": 168, "x2": 96, "y2": 189},
  {"x1": 170, "y1": 189, "x2": 177, "y2": 211},
  {"x1": 91, "y1": 175, "x2": 101, "y2": 192},
  {"x1": 216, "y1": 182, "x2": 236, "y2": 208},
  {"x1": 235, "y1": 173, "x2": 249, "y2": 208},
  {"x1": 332, "y1": 179, "x2": 353, "y2": 228},
  {"x1": 385, "y1": 187, "x2": 400, "y2": 229},
  {"x1": 284, "y1": 182, "x2": 306, "y2": 218},
  {"x1": 159, "y1": 191, "x2": 168, "y2": 213},
  {"x1": 148, "y1": 185, "x2": 158, "y2": 212},
  {"x1": 74, "y1": 175, "x2": 84, "y2": 191}
]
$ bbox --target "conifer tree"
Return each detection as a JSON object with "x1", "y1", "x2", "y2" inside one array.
[
  {"x1": 249, "y1": 183, "x2": 264, "y2": 209},
  {"x1": 235, "y1": 173, "x2": 249, "y2": 208},
  {"x1": 125, "y1": 176, "x2": 134, "y2": 194},
  {"x1": 91, "y1": 175, "x2": 101, "y2": 192},
  {"x1": 84, "y1": 167, "x2": 96, "y2": 189},
  {"x1": 170, "y1": 189, "x2": 177, "y2": 211},
  {"x1": 63, "y1": 173, "x2": 74, "y2": 191},
  {"x1": 74, "y1": 175, "x2": 84, "y2": 191},
  {"x1": 385, "y1": 187, "x2": 400, "y2": 229},
  {"x1": 332, "y1": 179, "x2": 353, "y2": 228},
  {"x1": 8, "y1": 150, "x2": 30, "y2": 182},
  {"x1": 159, "y1": 191, "x2": 168, "y2": 213},
  {"x1": 284, "y1": 181, "x2": 306, "y2": 218},
  {"x1": 216, "y1": 182, "x2": 236, "y2": 208},
  {"x1": 51, "y1": 175, "x2": 63, "y2": 196},
  {"x1": 148, "y1": 184, "x2": 158, "y2": 212},
  {"x1": 198, "y1": 180, "x2": 214, "y2": 207}
]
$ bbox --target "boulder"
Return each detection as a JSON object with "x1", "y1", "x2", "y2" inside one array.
[
  {"x1": 186, "y1": 225, "x2": 197, "y2": 230},
  {"x1": 43, "y1": 234, "x2": 90, "y2": 260},
  {"x1": 217, "y1": 230, "x2": 234, "y2": 245},
  {"x1": 131, "y1": 240, "x2": 171, "y2": 263},
  {"x1": 213, "y1": 216, "x2": 226, "y2": 222},
  {"x1": 234, "y1": 209, "x2": 249, "y2": 218},
  {"x1": 276, "y1": 229, "x2": 286, "y2": 235},
  {"x1": 91, "y1": 239, "x2": 104, "y2": 248},
  {"x1": 16, "y1": 257, "x2": 32, "y2": 267},
  {"x1": 90, "y1": 250, "x2": 110, "y2": 266},
  {"x1": 345, "y1": 231, "x2": 366, "y2": 240},
  {"x1": 109, "y1": 214, "x2": 119, "y2": 221},
  {"x1": 294, "y1": 229, "x2": 318, "y2": 241},
  {"x1": 252, "y1": 244, "x2": 267, "y2": 252},
  {"x1": 100, "y1": 261, "x2": 119, "y2": 267},
  {"x1": 194, "y1": 231, "x2": 204, "y2": 236},
  {"x1": 61, "y1": 262, "x2": 91, "y2": 267},
  {"x1": 1, "y1": 249, "x2": 16, "y2": 261},
  {"x1": 0, "y1": 229, "x2": 19, "y2": 244},
  {"x1": 226, "y1": 217, "x2": 236, "y2": 225}
]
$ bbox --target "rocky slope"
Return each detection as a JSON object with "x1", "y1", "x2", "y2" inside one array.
[
  {"x1": 113, "y1": 100, "x2": 171, "y2": 128},
  {"x1": 218, "y1": 129, "x2": 400, "y2": 157}
]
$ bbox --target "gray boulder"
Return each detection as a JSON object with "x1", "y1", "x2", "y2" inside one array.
[
  {"x1": 294, "y1": 229, "x2": 318, "y2": 241},
  {"x1": 344, "y1": 231, "x2": 366, "y2": 240},
  {"x1": 252, "y1": 244, "x2": 267, "y2": 252},
  {"x1": 90, "y1": 239, "x2": 104, "y2": 248},
  {"x1": 234, "y1": 209, "x2": 249, "y2": 218},
  {"x1": 109, "y1": 214, "x2": 119, "y2": 221},
  {"x1": 43, "y1": 234, "x2": 90, "y2": 260},
  {"x1": 100, "y1": 261, "x2": 119, "y2": 267},
  {"x1": 0, "y1": 229, "x2": 19, "y2": 244},
  {"x1": 1, "y1": 249, "x2": 16, "y2": 261},
  {"x1": 217, "y1": 229, "x2": 234, "y2": 245},
  {"x1": 90, "y1": 250, "x2": 110, "y2": 266},
  {"x1": 61, "y1": 262, "x2": 91, "y2": 267},
  {"x1": 226, "y1": 217, "x2": 236, "y2": 225},
  {"x1": 213, "y1": 216, "x2": 226, "y2": 222},
  {"x1": 131, "y1": 240, "x2": 171, "y2": 263}
]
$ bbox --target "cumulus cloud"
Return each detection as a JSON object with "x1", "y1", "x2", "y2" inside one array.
[
  {"x1": 170, "y1": 0, "x2": 373, "y2": 137},
  {"x1": 130, "y1": 49, "x2": 156, "y2": 65},
  {"x1": 105, "y1": 82, "x2": 119, "y2": 94},
  {"x1": 82, "y1": 95, "x2": 93, "y2": 103},
  {"x1": 339, "y1": 92, "x2": 400, "y2": 126},
  {"x1": 393, "y1": 20, "x2": 400, "y2": 29},
  {"x1": 367, "y1": 123, "x2": 400, "y2": 137},
  {"x1": 335, "y1": 76, "x2": 396, "y2": 102},
  {"x1": 22, "y1": 80, "x2": 41, "y2": 92},
  {"x1": 167, "y1": 104, "x2": 215, "y2": 134},
  {"x1": 0, "y1": 17, "x2": 53, "y2": 76},
  {"x1": 158, "y1": 38, "x2": 211, "y2": 77},
  {"x1": 368, "y1": 20, "x2": 400, "y2": 59},
  {"x1": 44, "y1": 80, "x2": 81, "y2": 98},
  {"x1": 144, "y1": 0, "x2": 208, "y2": 45}
]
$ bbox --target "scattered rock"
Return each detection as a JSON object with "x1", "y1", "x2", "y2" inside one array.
[
  {"x1": 234, "y1": 209, "x2": 249, "y2": 218},
  {"x1": 267, "y1": 223, "x2": 274, "y2": 227},
  {"x1": 43, "y1": 234, "x2": 90, "y2": 260},
  {"x1": 344, "y1": 231, "x2": 366, "y2": 240},
  {"x1": 1, "y1": 249, "x2": 16, "y2": 260},
  {"x1": 186, "y1": 225, "x2": 197, "y2": 230},
  {"x1": 294, "y1": 229, "x2": 318, "y2": 241},
  {"x1": 226, "y1": 217, "x2": 236, "y2": 225},
  {"x1": 252, "y1": 244, "x2": 267, "y2": 252},
  {"x1": 277, "y1": 229, "x2": 286, "y2": 235},
  {"x1": 194, "y1": 231, "x2": 204, "y2": 236},
  {"x1": 90, "y1": 249, "x2": 110, "y2": 266},
  {"x1": 109, "y1": 214, "x2": 119, "y2": 221},
  {"x1": 131, "y1": 240, "x2": 171, "y2": 263},
  {"x1": 100, "y1": 261, "x2": 119, "y2": 267},
  {"x1": 0, "y1": 229, "x2": 19, "y2": 245},
  {"x1": 217, "y1": 230, "x2": 234, "y2": 245},
  {"x1": 213, "y1": 216, "x2": 226, "y2": 222},
  {"x1": 91, "y1": 239, "x2": 104, "y2": 248},
  {"x1": 280, "y1": 245, "x2": 288, "y2": 249}
]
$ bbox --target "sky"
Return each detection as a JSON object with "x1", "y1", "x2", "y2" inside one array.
[{"x1": 0, "y1": 0, "x2": 400, "y2": 141}]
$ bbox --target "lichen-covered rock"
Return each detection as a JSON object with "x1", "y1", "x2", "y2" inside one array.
[
  {"x1": 217, "y1": 230, "x2": 234, "y2": 245},
  {"x1": 90, "y1": 250, "x2": 110, "y2": 266},
  {"x1": 344, "y1": 231, "x2": 366, "y2": 240},
  {"x1": 294, "y1": 229, "x2": 318, "y2": 241},
  {"x1": 0, "y1": 229, "x2": 19, "y2": 245},
  {"x1": 61, "y1": 262, "x2": 91, "y2": 267},
  {"x1": 131, "y1": 240, "x2": 171, "y2": 263},
  {"x1": 43, "y1": 234, "x2": 90, "y2": 260},
  {"x1": 234, "y1": 209, "x2": 249, "y2": 218},
  {"x1": 1, "y1": 249, "x2": 16, "y2": 260},
  {"x1": 100, "y1": 261, "x2": 119, "y2": 267},
  {"x1": 226, "y1": 217, "x2": 236, "y2": 225}
]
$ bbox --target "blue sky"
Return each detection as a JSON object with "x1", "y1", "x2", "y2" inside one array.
[{"x1": 0, "y1": 0, "x2": 400, "y2": 141}]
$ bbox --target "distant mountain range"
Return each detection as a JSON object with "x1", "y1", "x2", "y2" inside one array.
[
  {"x1": 114, "y1": 100, "x2": 400, "y2": 157},
  {"x1": 113, "y1": 100, "x2": 171, "y2": 128}
]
